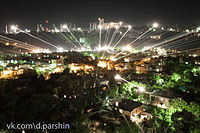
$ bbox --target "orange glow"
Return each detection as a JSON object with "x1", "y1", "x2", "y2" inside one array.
[
  {"x1": 5, "y1": 42, "x2": 9, "y2": 46},
  {"x1": 69, "y1": 63, "x2": 94, "y2": 74},
  {"x1": 142, "y1": 57, "x2": 151, "y2": 62},
  {"x1": 53, "y1": 67, "x2": 64, "y2": 73},
  {"x1": 46, "y1": 28, "x2": 49, "y2": 32},
  {"x1": 102, "y1": 87, "x2": 107, "y2": 91}
]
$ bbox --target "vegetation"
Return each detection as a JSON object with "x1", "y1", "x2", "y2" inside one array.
[{"x1": 0, "y1": 55, "x2": 200, "y2": 132}]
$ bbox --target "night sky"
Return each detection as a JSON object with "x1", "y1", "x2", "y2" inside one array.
[{"x1": 0, "y1": 0, "x2": 199, "y2": 31}]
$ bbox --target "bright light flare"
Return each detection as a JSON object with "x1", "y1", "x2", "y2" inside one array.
[
  {"x1": 122, "y1": 45, "x2": 132, "y2": 52},
  {"x1": 126, "y1": 45, "x2": 132, "y2": 50},
  {"x1": 97, "y1": 61, "x2": 107, "y2": 68},
  {"x1": 138, "y1": 86, "x2": 145, "y2": 92},
  {"x1": 96, "y1": 45, "x2": 113, "y2": 51},
  {"x1": 98, "y1": 25, "x2": 103, "y2": 30},
  {"x1": 130, "y1": 115, "x2": 138, "y2": 122},
  {"x1": 5, "y1": 42, "x2": 9, "y2": 46},
  {"x1": 11, "y1": 25, "x2": 17, "y2": 31},
  {"x1": 110, "y1": 56, "x2": 116, "y2": 61},
  {"x1": 32, "y1": 49, "x2": 51, "y2": 53},
  {"x1": 32, "y1": 49, "x2": 40, "y2": 53},
  {"x1": 103, "y1": 45, "x2": 109, "y2": 50},
  {"x1": 110, "y1": 22, "x2": 114, "y2": 26},
  {"x1": 153, "y1": 23, "x2": 159, "y2": 28},
  {"x1": 77, "y1": 47, "x2": 86, "y2": 52},
  {"x1": 115, "y1": 101, "x2": 119, "y2": 107},
  {"x1": 128, "y1": 25, "x2": 132, "y2": 29},
  {"x1": 62, "y1": 25, "x2": 67, "y2": 29},
  {"x1": 57, "y1": 47, "x2": 64, "y2": 53},
  {"x1": 193, "y1": 54, "x2": 197, "y2": 57},
  {"x1": 115, "y1": 25, "x2": 119, "y2": 29},
  {"x1": 115, "y1": 74, "x2": 121, "y2": 80},
  {"x1": 55, "y1": 29, "x2": 60, "y2": 32},
  {"x1": 119, "y1": 109, "x2": 123, "y2": 113},
  {"x1": 143, "y1": 46, "x2": 151, "y2": 51},
  {"x1": 156, "y1": 47, "x2": 166, "y2": 55},
  {"x1": 124, "y1": 58, "x2": 130, "y2": 62}
]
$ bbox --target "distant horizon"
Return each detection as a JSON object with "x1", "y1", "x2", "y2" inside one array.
[
  {"x1": 0, "y1": 21, "x2": 199, "y2": 33},
  {"x1": 0, "y1": 0, "x2": 199, "y2": 31}
]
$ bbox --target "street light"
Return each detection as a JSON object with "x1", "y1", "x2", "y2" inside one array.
[
  {"x1": 114, "y1": 74, "x2": 146, "y2": 93},
  {"x1": 152, "y1": 23, "x2": 159, "y2": 28},
  {"x1": 62, "y1": 25, "x2": 67, "y2": 29},
  {"x1": 115, "y1": 74, "x2": 121, "y2": 80},
  {"x1": 138, "y1": 86, "x2": 145, "y2": 92},
  {"x1": 115, "y1": 101, "x2": 119, "y2": 107},
  {"x1": 119, "y1": 109, "x2": 123, "y2": 113},
  {"x1": 11, "y1": 25, "x2": 17, "y2": 31}
]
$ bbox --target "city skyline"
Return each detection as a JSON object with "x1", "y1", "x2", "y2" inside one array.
[
  {"x1": 0, "y1": 0, "x2": 199, "y2": 31},
  {"x1": 0, "y1": 1, "x2": 200, "y2": 132}
]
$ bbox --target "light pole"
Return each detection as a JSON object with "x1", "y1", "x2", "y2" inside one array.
[{"x1": 114, "y1": 74, "x2": 146, "y2": 93}]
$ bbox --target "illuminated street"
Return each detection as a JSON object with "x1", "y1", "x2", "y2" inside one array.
[{"x1": 0, "y1": 0, "x2": 200, "y2": 133}]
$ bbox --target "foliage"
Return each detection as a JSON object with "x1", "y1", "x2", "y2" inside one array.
[
  {"x1": 171, "y1": 73, "x2": 181, "y2": 82},
  {"x1": 120, "y1": 81, "x2": 145, "y2": 100},
  {"x1": 113, "y1": 121, "x2": 139, "y2": 133},
  {"x1": 150, "y1": 98, "x2": 200, "y2": 132},
  {"x1": 0, "y1": 65, "x2": 3, "y2": 71},
  {"x1": 109, "y1": 83, "x2": 120, "y2": 98},
  {"x1": 0, "y1": 69, "x2": 101, "y2": 131},
  {"x1": 69, "y1": 114, "x2": 92, "y2": 133}
]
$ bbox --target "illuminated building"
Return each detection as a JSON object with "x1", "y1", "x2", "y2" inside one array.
[
  {"x1": 69, "y1": 63, "x2": 94, "y2": 74},
  {"x1": 0, "y1": 68, "x2": 24, "y2": 79},
  {"x1": 97, "y1": 60, "x2": 114, "y2": 70}
]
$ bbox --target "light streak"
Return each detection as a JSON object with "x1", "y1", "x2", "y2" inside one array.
[
  {"x1": 113, "y1": 25, "x2": 132, "y2": 49},
  {"x1": 63, "y1": 25, "x2": 84, "y2": 48},
  {"x1": 10, "y1": 25, "x2": 58, "y2": 49},
  {"x1": 55, "y1": 31, "x2": 78, "y2": 49},
  {"x1": 0, "y1": 35, "x2": 41, "y2": 51},
  {"x1": 108, "y1": 25, "x2": 120, "y2": 47},
  {"x1": 98, "y1": 25, "x2": 103, "y2": 47},
  {"x1": 149, "y1": 30, "x2": 196, "y2": 49},
  {"x1": 128, "y1": 28, "x2": 152, "y2": 46},
  {"x1": 103, "y1": 26, "x2": 111, "y2": 45}
]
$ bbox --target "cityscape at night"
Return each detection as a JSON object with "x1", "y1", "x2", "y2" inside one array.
[{"x1": 0, "y1": 0, "x2": 200, "y2": 133}]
